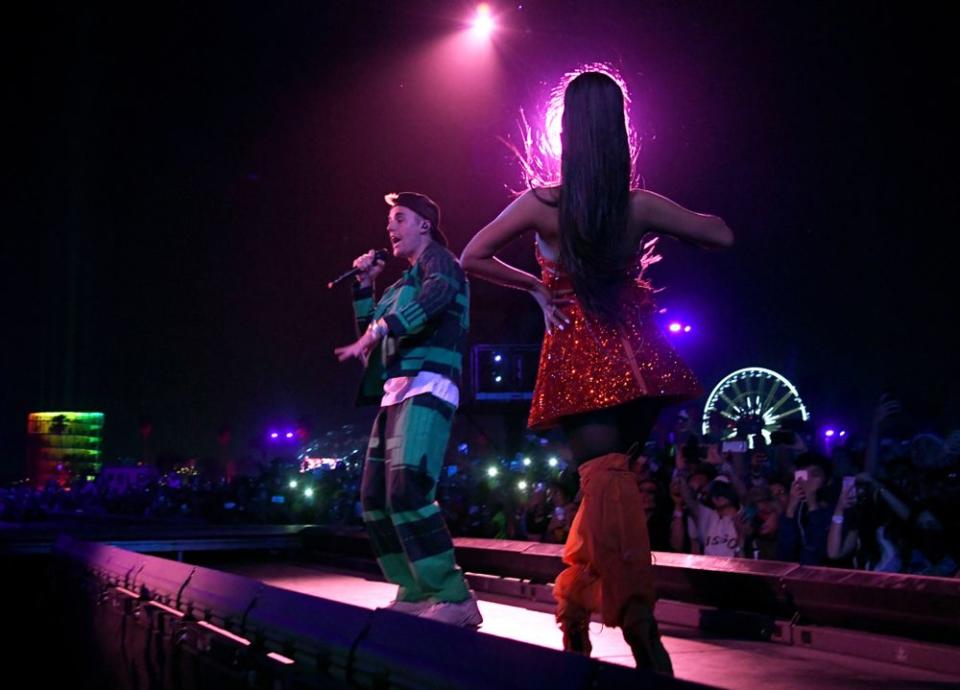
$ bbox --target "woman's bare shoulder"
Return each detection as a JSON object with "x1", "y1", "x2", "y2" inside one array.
[{"x1": 528, "y1": 185, "x2": 561, "y2": 206}]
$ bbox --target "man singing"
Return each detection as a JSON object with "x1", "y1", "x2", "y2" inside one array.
[{"x1": 335, "y1": 192, "x2": 481, "y2": 627}]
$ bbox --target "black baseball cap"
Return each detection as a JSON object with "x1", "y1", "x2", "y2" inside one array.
[{"x1": 385, "y1": 192, "x2": 448, "y2": 247}]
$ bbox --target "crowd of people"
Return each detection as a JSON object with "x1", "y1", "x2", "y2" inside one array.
[
  {"x1": 3, "y1": 399, "x2": 957, "y2": 579},
  {"x1": 443, "y1": 400, "x2": 960, "y2": 579}
]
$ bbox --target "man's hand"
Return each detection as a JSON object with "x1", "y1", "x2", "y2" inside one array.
[
  {"x1": 872, "y1": 395, "x2": 902, "y2": 427},
  {"x1": 785, "y1": 479, "x2": 804, "y2": 518},
  {"x1": 353, "y1": 250, "x2": 386, "y2": 288},
  {"x1": 335, "y1": 330, "x2": 378, "y2": 363}
]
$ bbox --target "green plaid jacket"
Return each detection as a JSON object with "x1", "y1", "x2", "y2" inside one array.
[{"x1": 351, "y1": 241, "x2": 469, "y2": 406}]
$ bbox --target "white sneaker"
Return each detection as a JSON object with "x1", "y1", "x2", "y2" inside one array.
[
  {"x1": 420, "y1": 596, "x2": 483, "y2": 627},
  {"x1": 382, "y1": 599, "x2": 432, "y2": 615}
]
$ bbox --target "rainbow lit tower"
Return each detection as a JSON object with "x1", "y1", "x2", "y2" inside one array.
[{"x1": 26, "y1": 412, "x2": 105, "y2": 487}]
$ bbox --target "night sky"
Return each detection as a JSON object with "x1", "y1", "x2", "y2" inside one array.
[{"x1": 5, "y1": 1, "x2": 957, "y2": 473}]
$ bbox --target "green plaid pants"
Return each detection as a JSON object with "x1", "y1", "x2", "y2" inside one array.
[{"x1": 360, "y1": 393, "x2": 469, "y2": 603}]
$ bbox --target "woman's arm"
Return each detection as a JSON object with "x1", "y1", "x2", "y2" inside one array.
[
  {"x1": 859, "y1": 473, "x2": 911, "y2": 521},
  {"x1": 632, "y1": 190, "x2": 734, "y2": 249},
  {"x1": 826, "y1": 486, "x2": 857, "y2": 560},
  {"x1": 460, "y1": 190, "x2": 545, "y2": 291},
  {"x1": 461, "y1": 190, "x2": 572, "y2": 333}
]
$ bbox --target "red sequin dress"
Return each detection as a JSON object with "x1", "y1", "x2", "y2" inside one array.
[{"x1": 527, "y1": 245, "x2": 702, "y2": 430}]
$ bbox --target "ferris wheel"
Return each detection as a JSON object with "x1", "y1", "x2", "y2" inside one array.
[{"x1": 701, "y1": 367, "x2": 810, "y2": 445}]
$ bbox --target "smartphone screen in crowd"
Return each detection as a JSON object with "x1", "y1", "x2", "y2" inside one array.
[{"x1": 842, "y1": 475, "x2": 856, "y2": 496}]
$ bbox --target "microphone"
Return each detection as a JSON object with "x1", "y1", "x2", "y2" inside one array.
[{"x1": 327, "y1": 248, "x2": 390, "y2": 289}]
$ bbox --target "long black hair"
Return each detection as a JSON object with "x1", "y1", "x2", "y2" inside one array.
[{"x1": 558, "y1": 71, "x2": 634, "y2": 321}]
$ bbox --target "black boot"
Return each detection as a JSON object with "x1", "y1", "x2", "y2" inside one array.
[
  {"x1": 621, "y1": 600, "x2": 673, "y2": 675},
  {"x1": 557, "y1": 600, "x2": 593, "y2": 656},
  {"x1": 559, "y1": 616, "x2": 592, "y2": 656}
]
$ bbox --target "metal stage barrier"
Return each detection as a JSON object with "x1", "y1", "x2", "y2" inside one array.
[
  {"x1": 42, "y1": 526, "x2": 960, "y2": 689},
  {"x1": 51, "y1": 535, "x2": 711, "y2": 690}
]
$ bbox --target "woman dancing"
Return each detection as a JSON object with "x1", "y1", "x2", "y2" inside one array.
[{"x1": 460, "y1": 69, "x2": 733, "y2": 672}]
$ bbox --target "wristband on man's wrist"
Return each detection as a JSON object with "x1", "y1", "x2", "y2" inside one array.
[{"x1": 367, "y1": 318, "x2": 388, "y2": 339}]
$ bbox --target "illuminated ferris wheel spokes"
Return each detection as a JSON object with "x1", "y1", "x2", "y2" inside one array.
[{"x1": 702, "y1": 367, "x2": 810, "y2": 445}]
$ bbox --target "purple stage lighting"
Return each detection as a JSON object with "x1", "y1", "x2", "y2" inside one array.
[
  {"x1": 285, "y1": 432, "x2": 294, "y2": 439},
  {"x1": 269, "y1": 432, "x2": 279, "y2": 439},
  {"x1": 669, "y1": 322, "x2": 682, "y2": 333},
  {"x1": 825, "y1": 429, "x2": 835, "y2": 438},
  {"x1": 683, "y1": 325, "x2": 692, "y2": 333}
]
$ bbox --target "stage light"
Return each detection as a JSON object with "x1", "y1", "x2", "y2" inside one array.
[
  {"x1": 285, "y1": 432, "x2": 294, "y2": 439},
  {"x1": 289, "y1": 480, "x2": 298, "y2": 489},
  {"x1": 270, "y1": 432, "x2": 279, "y2": 439},
  {"x1": 548, "y1": 457, "x2": 558, "y2": 468},
  {"x1": 669, "y1": 323, "x2": 682, "y2": 333},
  {"x1": 487, "y1": 466, "x2": 499, "y2": 478},
  {"x1": 471, "y1": 3, "x2": 495, "y2": 38},
  {"x1": 518, "y1": 480, "x2": 528, "y2": 490},
  {"x1": 494, "y1": 353, "x2": 502, "y2": 362},
  {"x1": 825, "y1": 429, "x2": 835, "y2": 438},
  {"x1": 522, "y1": 457, "x2": 531, "y2": 466},
  {"x1": 267, "y1": 652, "x2": 296, "y2": 665},
  {"x1": 684, "y1": 325, "x2": 692, "y2": 333},
  {"x1": 304, "y1": 488, "x2": 314, "y2": 498}
]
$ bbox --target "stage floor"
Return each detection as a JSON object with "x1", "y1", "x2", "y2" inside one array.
[{"x1": 217, "y1": 560, "x2": 959, "y2": 690}]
